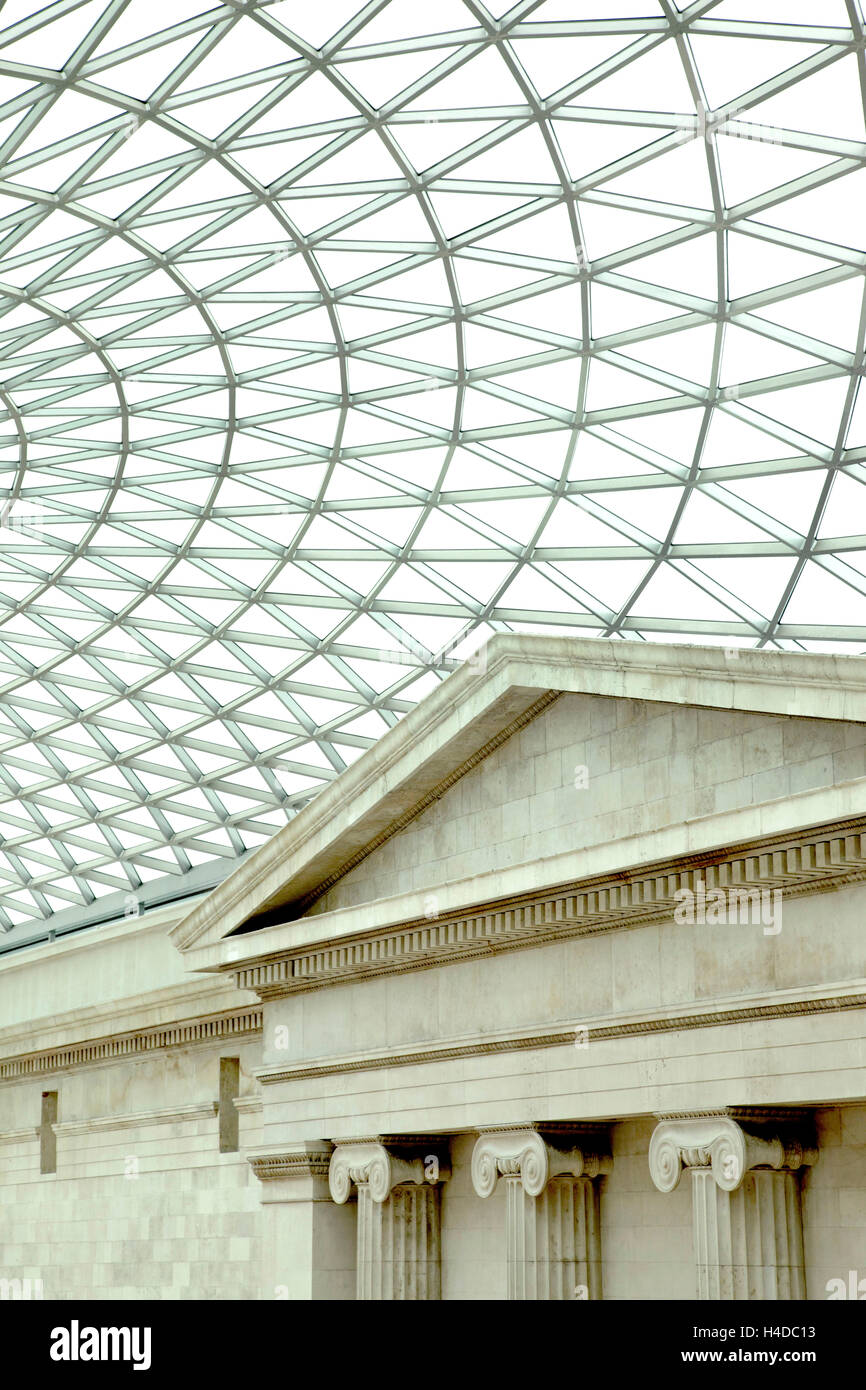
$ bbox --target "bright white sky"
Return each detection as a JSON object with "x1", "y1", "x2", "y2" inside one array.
[{"x1": 0, "y1": 0, "x2": 864, "y2": 932}]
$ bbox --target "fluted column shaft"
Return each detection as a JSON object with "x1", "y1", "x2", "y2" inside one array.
[
  {"x1": 330, "y1": 1142, "x2": 447, "y2": 1301},
  {"x1": 505, "y1": 1173, "x2": 601, "y2": 1300},
  {"x1": 692, "y1": 1168, "x2": 806, "y2": 1300},
  {"x1": 472, "y1": 1129, "x2": 609, "y2": 1301},
  {"x1": 649, "y1": 1113, "x2": 815, "y2": 1302},
  {"x1": 357, "y1": 1182, "x2": 441, "y2": 1300}
]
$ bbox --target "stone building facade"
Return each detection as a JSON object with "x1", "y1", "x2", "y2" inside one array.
[{"x1": 1, "y1": 636, "x2": 864, "y2": 1300}]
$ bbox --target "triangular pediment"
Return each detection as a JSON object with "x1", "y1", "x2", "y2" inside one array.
[{"x1": 170, "y1": 635, "x2": 866, "y2": 964}]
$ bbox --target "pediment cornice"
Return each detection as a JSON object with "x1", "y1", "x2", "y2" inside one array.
[
  {"x1": 169, "y1": 635, "x2": 866, "y2": 958},
  {"x1": 230, "y1": 818, "x2": 866, "y2": 1000}
]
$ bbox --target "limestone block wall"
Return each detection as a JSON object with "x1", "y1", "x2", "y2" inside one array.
[
  {"x1": 308, "y1": 694, "x2": 866, "y2": 915},
  {"x1": 600, "y1": 1118, "x2": 694, "y2": 1300},
  {"x1": 803, "y1": 1105, "x2": 866, "y2": 1299},
  {"x1": 2, "y1": 1091, "x2": 863, "y2": 1298},
  {"x1": 0, "y1": 1043, "x2": 262, "y2": 1300},
  {"x1": 440, "y1": 1133, "x2": 506, "y2": 1300}
]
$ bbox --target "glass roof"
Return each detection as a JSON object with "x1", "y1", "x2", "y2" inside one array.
[{"x1": 0, "y1": 0, "x2": 865, "y2": 937}]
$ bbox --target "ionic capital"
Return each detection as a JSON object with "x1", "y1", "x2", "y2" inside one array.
[
  {"x1": 649, "y1": 1112, "x2": 817, "y2": 1194},
  {"x1": 471, "y1": 1128, "x2": 609, "y2": 1199},
  {"x1": 329, "y1": 1141, "x2": 444, "y2": 1204}
]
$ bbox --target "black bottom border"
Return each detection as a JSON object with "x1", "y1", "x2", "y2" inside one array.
[{"x1": 9, "y1": 1297, "x2": 863, "y2": 1377}]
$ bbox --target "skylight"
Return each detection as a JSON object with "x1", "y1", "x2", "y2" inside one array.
[{"x1": 0, "y1": 0, "x2": 864, "y2": 934}]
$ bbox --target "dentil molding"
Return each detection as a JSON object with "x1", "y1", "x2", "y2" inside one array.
[
  {"x1": 0, "y1": 1006, "x2": 262, "y2": 1083},
  {"x1": 232, "y1": 823, "x2": 866, "y2": 999}
]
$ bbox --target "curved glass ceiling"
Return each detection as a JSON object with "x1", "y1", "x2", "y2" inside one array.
[{"x1": 0, "y1": 0, "x2": 866, "y2": 933}]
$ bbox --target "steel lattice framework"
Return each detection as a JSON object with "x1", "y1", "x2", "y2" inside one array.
[{"x1": 0, "y1": 0, "x2": 865, "y2": 936}]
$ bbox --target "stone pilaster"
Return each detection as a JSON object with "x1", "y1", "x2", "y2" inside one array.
[
  {"x1": 329, "y1": 1141, "x2": 448, "y2": 1300},
  {"x1": 649, "y1": 1111, "x2": 817, "y2": 1300},
  {"x1": 471, "y1": 1128, "x2": 609, "y2": 1300},
  {"x1": 248, "y1": 1142, "x2": 356, "y2": 1300}
]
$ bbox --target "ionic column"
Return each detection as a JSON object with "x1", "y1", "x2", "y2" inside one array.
[
  {"x1": 329, "y1": 1142, "x2": 448, "y2": 1300},
  {"x1": 649, "y1": 1112, "x2": 817, "y2": 1300},
  {"x1": 471, "y1": 1128, "x2": 609, "y2": 1300}
]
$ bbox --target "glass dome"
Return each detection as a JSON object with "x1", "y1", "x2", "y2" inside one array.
[{"x1": 0, "y1": 0, "x2": 864, "y2": 935}]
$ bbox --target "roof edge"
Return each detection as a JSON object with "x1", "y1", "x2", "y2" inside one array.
[{"x1": 169, "y1": 634, "x2": 866, "y2": 955}]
